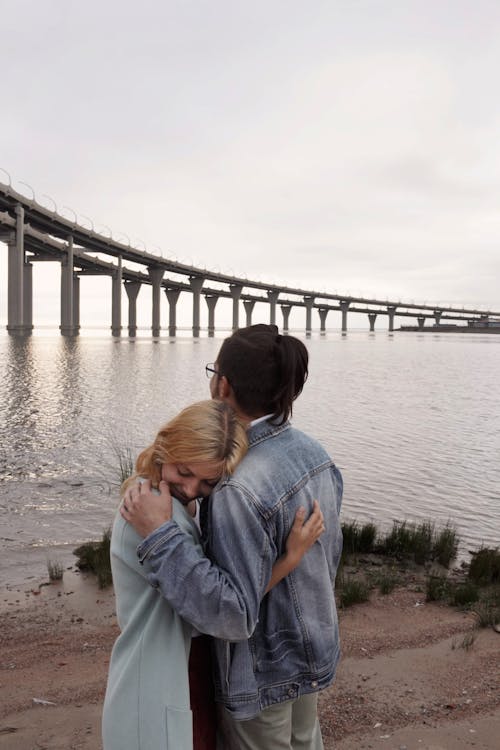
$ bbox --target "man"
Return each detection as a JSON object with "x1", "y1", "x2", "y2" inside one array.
[{"x1": 123, "y1": 325, "x2": 343, "y2": 749}]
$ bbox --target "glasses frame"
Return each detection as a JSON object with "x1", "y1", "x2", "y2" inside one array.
[{"x1": 205, "y1": 363, "x2": 218, "y2": 379}]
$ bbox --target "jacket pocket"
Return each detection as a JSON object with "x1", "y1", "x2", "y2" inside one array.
[
  {"x1": 252, "y1": 627, "x2": 305, "y2": 673},
  {"x1": 165, "y1": 706, "x2": 193, "y2": 748}
]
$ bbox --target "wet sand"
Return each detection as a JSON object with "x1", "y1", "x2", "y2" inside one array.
[{"x1": 1, "y1": 570, "x2": 499, "y2": 749}]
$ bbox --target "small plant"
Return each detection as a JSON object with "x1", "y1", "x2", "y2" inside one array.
[
  {"x1": 381, "y1": 521, "x2": 413, "y2": 558},
  {"x1": 472, "y1": 599, "x2": 500, "y2": 629},
  {"x1": 451, "y1": 581, "x2": 480, "y2": 607},
  {"x1": 426, "y1": 574, "x2": 449, "y2": 602},
  {"x1": 452, "y1": 630, "x2": 477, "y2": 651},
  {"x1": 378, "y1": 520, "x2": 459, "y2": 567},
  {"x1": 433, "y1": 524, "x2": 459, "y2": 568},
  {"x1": 338, "y1": 576, "x2": 370, "y2": 608},
  {"x1": 341, "y1": 521, "x2": 377, "y2": 556},
  {"x1": 47, "y1": 559, "x2": 64, "y2": 581},
  {"x1": 358, "y1": 522, "x2": 377, "y2": 553},
  {"x1": 341, "y1": 521, "x2": 360, "y2": 555},
  {"x1": 380, "y1": 520, "x2": 429, "y2": 561},
  {"x1": 468, "y1": 547, "x2": 500, "y2": 585},
  {"x1": 116, "y1": 445, "x2": 135, "y2": 486},
  {"x1": 412, "y1": 521, "x2": 434, "y2": 565},
  {"x1": 73, "y1": 527, "x2": 112, "y2": 588},
  {"x1": 377, "y1": 571, "x2": 398, "y2": 595}
]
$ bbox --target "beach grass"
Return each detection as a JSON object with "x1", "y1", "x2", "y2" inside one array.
[
  {"x1": 116, "y1": 445, "x2": 135, "y2": 486},
  {"x1": 468, "y1": 547, "x2": 500, "y2": 585},
  {"x1": 433, "y1": 524, "x2": 460, "y2": 568},
  {"x1": 339, "y1": 519, "x2": 499, "y2": 624},
  {"x1": 73, "y1": 527, "x2": 112, "y2": 588},
  {"x1": 47, "y1": 558, "x2": 64, "y2": 581},
  {"x1": 452, "y1": 630, "x2": 477, "y2": 651},
  {"x1": 341, "y1": 521, "x2": 377, "y2": 555},
  {"x1": 426, "y1": 574, "x2": 450, "y2": 602},
  {"x1": 340, "y1": 519, "x2": 459, "y2": 568},
  {"x1": 338, "y1": 576, "x2": 370, "y2": 608},
  {"x1": 375, "y1": 569, "x2": 399, "y2": 595},
  {"x1": 450, "y1": 581, "x2": 480, "y2": 606}
]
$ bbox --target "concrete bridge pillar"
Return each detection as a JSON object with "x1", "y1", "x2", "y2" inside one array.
[
  {"x1": 190, "y1": 276, "x2": 205, "y2": 337},
  {"x1": 243, "y1": 300, "x2": 255, "y2": 327},
  {"x1": 434, "y1": 310, "x2": 442, "y2": 326},
  {"x1": 165, "y1": 288, "x2": 181, "y2": 337},
  {"x1": 417, "y1": 316, "x2": 426, "y2": 330},
  {"x1": 7, "y1": 205, "x2": 25, "y2": 334},
  {"x1": 340, "y1": 300, "x2": 351, "y2": 333},
  {"x1": 318, "y1": 308, "x2": 329, "y2": 333},
  {"x1": 60, "y1": 236, "x2": 77, "y2": 336},
  {"x1": 267, "y1": 290, "x2": 280, "y2": 325},
  {"x1": 368, "y1": 313, "x2": 377, "y2": 331},
  {"x1": 23, "y1": 262, "x2": 33, "y2": 334},
  {"x1": 148, "y1": 268, "x2": 165, "y2": 337},
  {"x1": 230, "y1": 284, "x2": 243, "y2": 331},
  {"x1": 281, "y1": 305, "x2": 292, "y2": 332},
  {"x1": 73, "y1": 276, "x2": 81, "y2": 333},
  {"x1": 387, "y1": 305, "x2": 397, "y2": 332},
  {"x1": 205, "y1": 294, "x2": 219, "y2": 337},
  {"x1": 125, "y1": 281, "x2": 141, "y2": 337},
  {"x1": 304, "y1": 296, "x2": 315, "y2": 333},
  {"x1": 111, "y1": 256, "x2": 122, "y2": 337}
]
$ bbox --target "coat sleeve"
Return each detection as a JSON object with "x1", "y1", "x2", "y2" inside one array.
[{"x1": 137, "y1": 484, "x2": 274, "y2": 641}]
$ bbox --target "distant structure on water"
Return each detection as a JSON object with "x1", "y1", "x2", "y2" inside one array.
[{"x1": 400, "y1": 316, "x2": 500, "y2": 333}]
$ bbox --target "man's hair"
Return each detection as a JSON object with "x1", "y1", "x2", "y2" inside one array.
[
  {"x1": 217, "y1": 324, "x2": 309, "y2": 424},
  {"x1": 122, "y1": 400, "x2": 248, "y2": 492}
]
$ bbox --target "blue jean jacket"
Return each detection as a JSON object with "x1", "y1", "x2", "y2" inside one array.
[{"x1": 137, "y1": 418, "x2": 343, "y2": 720}]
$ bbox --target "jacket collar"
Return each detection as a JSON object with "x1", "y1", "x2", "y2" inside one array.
[{"x1": 246, "y1": 416, "x2": 290, "y2": 447}]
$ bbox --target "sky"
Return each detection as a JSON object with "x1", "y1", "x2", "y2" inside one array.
[{"x1": 1, "y1": 0, "x2": 500, "y2": 330}]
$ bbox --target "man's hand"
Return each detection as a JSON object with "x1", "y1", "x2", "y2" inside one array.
[{"x1": 120, "y1": 479, "x2": 173, "y2": 538}]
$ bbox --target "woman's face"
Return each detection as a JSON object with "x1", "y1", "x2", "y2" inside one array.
[{"x1": 161, "y1": 460, "x2": 223, "y2": 505}]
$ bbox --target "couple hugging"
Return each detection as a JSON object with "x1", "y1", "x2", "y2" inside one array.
[{"x1": 102, "y1": 324, "x2": 343, "y2": 750}]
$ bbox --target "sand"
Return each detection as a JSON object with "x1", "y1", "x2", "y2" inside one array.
[{"x1": 1, "y1": 569, "x2": 499, "y2": 750}]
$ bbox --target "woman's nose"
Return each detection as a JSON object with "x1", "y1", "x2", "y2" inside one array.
[{"x1": 183, "y1": 476, "x2": 202, "y2": 499}]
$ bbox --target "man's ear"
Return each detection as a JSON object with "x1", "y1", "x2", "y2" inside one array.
[{"x1": 217, "y1": 375, "x2": 232, "y2": 400}]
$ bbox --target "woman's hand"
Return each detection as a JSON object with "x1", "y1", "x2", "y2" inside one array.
[
  {"x1": 120, "y1": 479, "x2": 173, "y2": 538},
  {"x1": 285, "y1": 500, "x2": 325, "y2": 567},
  {"x1": 265, "y1": 500, "x2": 325, "y2": 593}
]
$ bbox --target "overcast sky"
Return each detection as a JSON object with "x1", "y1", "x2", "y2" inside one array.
[{"x1": 1, "y1": 0, "x2": 500, "y2": 330}]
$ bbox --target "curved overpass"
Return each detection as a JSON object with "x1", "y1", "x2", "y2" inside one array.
[{"x1": 1, "y1": 181, "x2": 498, "y2": 336}]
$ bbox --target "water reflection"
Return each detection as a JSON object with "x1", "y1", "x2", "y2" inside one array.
[
  {"x1": 0, "y1": 331, "x2": 499, "y2": 588},
  {"x1": 1, "y1": 338, "x2": 38, "y2": 477}
]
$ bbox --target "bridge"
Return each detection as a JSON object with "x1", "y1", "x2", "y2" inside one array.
[{"x1": 1, "y1": 180, "x2": 499, "y2": 336}]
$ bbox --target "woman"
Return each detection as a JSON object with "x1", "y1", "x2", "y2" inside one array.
[{"x1": 102, "y1": 399, "x2": 324, "y2": 750}]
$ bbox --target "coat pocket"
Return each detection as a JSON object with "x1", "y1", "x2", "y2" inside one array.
[{"x1": 165, "y1": 706, "x2": 193, "y2": 748}]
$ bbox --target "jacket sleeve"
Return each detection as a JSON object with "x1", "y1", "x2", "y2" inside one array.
[{"x1": 136, "y1": 484, "x2": 274, "y2": 641}]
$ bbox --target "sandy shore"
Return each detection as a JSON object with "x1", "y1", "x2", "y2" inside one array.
[{"x1": 1, "y1": 568, "x2": 499, "y2": 750}]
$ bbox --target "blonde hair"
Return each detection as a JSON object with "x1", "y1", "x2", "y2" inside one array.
[{"x1": 122, "y1": 400, "x2": 247, "y2": 493}]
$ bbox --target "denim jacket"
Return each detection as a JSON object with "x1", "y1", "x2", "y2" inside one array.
[{"x1": 137, "y1": 418, "x2": 343, "y2": 720}]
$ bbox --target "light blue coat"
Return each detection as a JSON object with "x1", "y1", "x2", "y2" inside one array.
[{"x1": 102, "y1": 498, "x2": 200, "y2": 750}]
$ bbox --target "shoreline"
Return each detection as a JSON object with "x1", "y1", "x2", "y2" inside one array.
[{"x1": 1, "y1": 569, "x2": 499, "y2": 749}]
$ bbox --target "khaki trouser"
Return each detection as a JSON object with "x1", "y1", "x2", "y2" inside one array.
[{"x1": 218, "y1": 693, "x2": 324, "y2": 750}]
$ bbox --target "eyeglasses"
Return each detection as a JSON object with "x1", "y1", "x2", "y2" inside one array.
[{"x1": 205, "y1": 363, "x2": 218, "y2": 378}]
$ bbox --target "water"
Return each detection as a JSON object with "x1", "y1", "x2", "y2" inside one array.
[{"x1": 1, "y1": 330, "x2": 499, "y2": 586}]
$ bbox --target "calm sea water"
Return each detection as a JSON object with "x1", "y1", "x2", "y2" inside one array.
[{"x1": 1, "y1": 329, "x2": 499, "y2": 586}]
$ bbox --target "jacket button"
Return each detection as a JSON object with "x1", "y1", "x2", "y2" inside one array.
[
  {"x1": 311, "y1": 681, "x2": 318, "y2": 688},
  {"x1": 288, "y1": 688, "x2": 295, "y2": 697}
]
